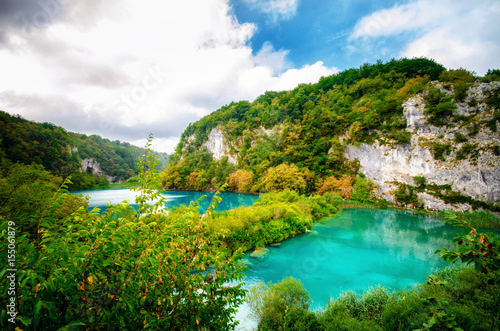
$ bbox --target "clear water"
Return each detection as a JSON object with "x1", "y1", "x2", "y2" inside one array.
[
  {"x1": 234, "y1": 208, "x2": 461, "y2": 330},
  {"x1": 73, "y1": 190, "x2": 460, "y2": 330},
  {"x1": 72, "y1": 189, "x2": 259, "y2": 214}
]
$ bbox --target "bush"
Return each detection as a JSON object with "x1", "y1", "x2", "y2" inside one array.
[
  {"x1": 317, "y1": 301, "x2": 383, "y2": 331},
  {"x1": 413, "y1": 175, "x2": 427, "y2": 188},
  {"x1": 322, "y1": 192, "x2": 344, "y2": 211},
  {"x1": 0, "y1": 143, "x2": 246, "y2": 330},
  {"x1": 456, "y1": 143, "x2": 479, "y2": 161},
  {"x1": 424, "y1": 86, "x2": 457, "y2": 126},
  {"x1": 430, "y1": 142, "x2": 452, "y2": 161},
  {"x1": 454, "y1": 132, "x2": 468, "y2": 144},
  {"x1": 0, "y1": 163, "x2": 87, "y2": 238},
  {"x1": 351, "y1": 176, "x2": 376, "y2": 202},
  {"x1": 247, "y1": 277, "x2": 312, "y2": 330}
]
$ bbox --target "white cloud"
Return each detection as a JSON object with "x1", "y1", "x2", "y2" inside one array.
[
  {"x1": 0, "y1": 0, "x2": 336, "y2": 153},
  {"x1": 243, "y1": 0, "x2": 299, "y2": 24},
  {"x1": 348, "y1": 0, "x2": 500, "y2": 75}
]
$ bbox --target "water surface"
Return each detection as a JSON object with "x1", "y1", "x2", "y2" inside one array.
[
  {"x1": 73, "y1": 189, "x2": 259, "y2": 214},
  {"x1": 235, "y1": 208, "x2": 461, "y2": 329}
]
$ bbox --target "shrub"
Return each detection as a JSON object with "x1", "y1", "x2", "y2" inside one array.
[
  {"x1": 393, "y1": 183, "x2": 420, "y2": 206},
  {"x1": 322, "y1": 192, "x2": 344, "y2": 211},
  {"x1": 430, "y1": 142, "x2": 452, "y2": 161},
  {"x1": 424, "y1": 86, "x2": 457, "y2": 126},
  {"x1": 317, "y1": 174, "x2": 354, "y2": 198},
  {"x1": 0, "y1": 142, "x2": 246, "y2": 330},
  {"x1": 456, "y1": 143, "x2": 479, "y2": 161},
  {"x1": 351, "y1": 176, "x2": 376, "y2": 202},
  {"x1": 413, "y1": 175, "x2": 427, "y2": 188},
  {"x1": 436, "y1": 217, "x2": 500, "y2": 278},
  {"x1": 454, "y1": 132, "x2": 468, "y2": 144},
  {"x1": 247, "y1": 277, "x2": 312, "y2": 330}
]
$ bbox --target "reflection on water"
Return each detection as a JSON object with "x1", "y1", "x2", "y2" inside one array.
[{"x1": 235, "y1": 209, "x2": 461, "y2": 330}]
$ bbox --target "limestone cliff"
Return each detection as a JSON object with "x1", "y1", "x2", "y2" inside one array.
[
  {"x1": 202, "y1": 129, "x2": 237, "y2": 164},
  {"x1": 81, "y1": 158, "x2": 117, "y2": 183},
  {"x1": 345, "y1": 82, "x2": 500, "y2": 210}
]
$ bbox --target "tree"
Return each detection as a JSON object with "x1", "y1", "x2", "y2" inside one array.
[
  {"x1": 351, "y1": 176, "x2": 376, "y2": 202},
  {"x1": 258, "y1": 163, "x2": 308, "y2": 193},
  {"x1": 317, "y1": 174, "x2": 354, "y2": 199},
  {"x1": 228, "y1": 169, "x2": 254, "y2": 192},
  {"x1": 0, "y1": 163, "x2": 86, "y2": 238}
]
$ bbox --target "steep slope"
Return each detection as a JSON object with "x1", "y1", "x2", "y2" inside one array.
[
  {"x1": 0, "y1": 111, "x2": 169, "y2": 190},
  {"x1": 346, "y1": 82, "x2": 500, "y2": 210},
  {"x1": 161, "y1": 59, "x2": 500, "y2": 211}
]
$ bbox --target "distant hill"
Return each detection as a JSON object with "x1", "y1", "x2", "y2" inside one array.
[
  {"x1": 161, "y1": 58, "x2": 500, "y2": 212},
  {"x1": 0, "y1": 111, "x2": 169, "y2": 190}
]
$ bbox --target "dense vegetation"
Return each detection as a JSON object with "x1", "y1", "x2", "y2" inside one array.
[
  {"x1": 247, "y1": 266, "x2": 500, "y2": 331},
  {"x1": 0, "y1": 110, "x2": 168, "y2": 190},
  {"x1": 161, "y1": 58, "x2": 500, "y2": 213},
  {"x1": 2, "y1": 58, "x2": 500, "y2": 330},
  {"x1": 247, "y1": 215, "x2": 500, "y2": 331},
  {"x1": 0, "y1": 145, "x2": 246, "y2": 330},
  {"x1": 205, "y1": 190, "x2": 343, "y2": 252}
]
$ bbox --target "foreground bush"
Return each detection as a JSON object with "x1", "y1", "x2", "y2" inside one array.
[{"x1": 0, "y1": 140, "x2": 246, "y2": 330}]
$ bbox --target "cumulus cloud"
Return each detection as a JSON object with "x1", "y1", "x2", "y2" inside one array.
[
  {"x1": 0, "y1": 0, "x2": 336, "y2": 153},
  {"x1": 348, "y1": 0, "x2": 500, "y2": 75}
]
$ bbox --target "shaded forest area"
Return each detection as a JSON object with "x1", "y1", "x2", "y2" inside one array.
[{"x1": 0, "y1": 111, "x2": 168, "y2": 190}]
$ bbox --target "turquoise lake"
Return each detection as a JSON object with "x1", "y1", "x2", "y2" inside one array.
[
  {"x1": 74, "y1": 189, "x2": 461, "y2": 330},
  {"x1": 72, "y1": 188, "x2": 259, "y2": 213}
]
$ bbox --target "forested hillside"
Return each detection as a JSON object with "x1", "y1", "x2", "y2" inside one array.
[
  {"x1": 0, "y1": 111, "x2": 169, "y2": 190},
  {"x1": 161, "y1": 58, "x2": 500, "y2": 211}
]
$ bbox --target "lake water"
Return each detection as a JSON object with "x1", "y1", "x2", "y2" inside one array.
[
  {"x1": 234, "y1": 208, "x2": 460, "y2": 330},
  {"x1": 73, "y1": 188, "x2": 259, "y2": 214},
  {"x1": 74, "y1": 190, "x2": 460, "y2": 330}
]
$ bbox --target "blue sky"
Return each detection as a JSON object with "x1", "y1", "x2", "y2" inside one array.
[
  {"x1": 0, "y1": 0, "x2": 499, "y2": 152},
  {"x1": 230, "y1": 0, "x2": 500, "y2": 74},
  {"x1": 230, "y1": 0, "x2": 397, "y2": 70}
]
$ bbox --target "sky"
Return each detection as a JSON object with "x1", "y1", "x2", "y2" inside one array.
[{"x1": 0, "y1": 0, "x2": 499, "y2": 153}]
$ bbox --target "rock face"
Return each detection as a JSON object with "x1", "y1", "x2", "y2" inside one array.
[
  {"x1": 203, "y1": 129, "x2": 237, "y2": 164},
  {"x1": 81, "y1": 158, "x2": 104, "y2": 176},
  {"x1": 81, "y1": 158, "x2": 117, "y2": 183},
  {"x1": 345, "y1": 84, "x2": 500, "y2": 210}
]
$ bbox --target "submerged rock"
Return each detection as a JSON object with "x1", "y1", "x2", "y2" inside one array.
[
  {"x1": 239, "y1": 258, "x2": 253, "y2": 267},
  {"x1": 250, "y1": 247, "x2": 270, "y2": 259}
]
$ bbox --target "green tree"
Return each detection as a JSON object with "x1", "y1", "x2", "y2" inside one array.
[
  {"x1": 257, "y1": 163, "x2": 308, "y2": 193},
  {"x1": 0, "y1": 163, "x2": 86, "y2": 238},
  {"x1": 351, "y1": 176, "x2": 376, "y2": 202}
]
